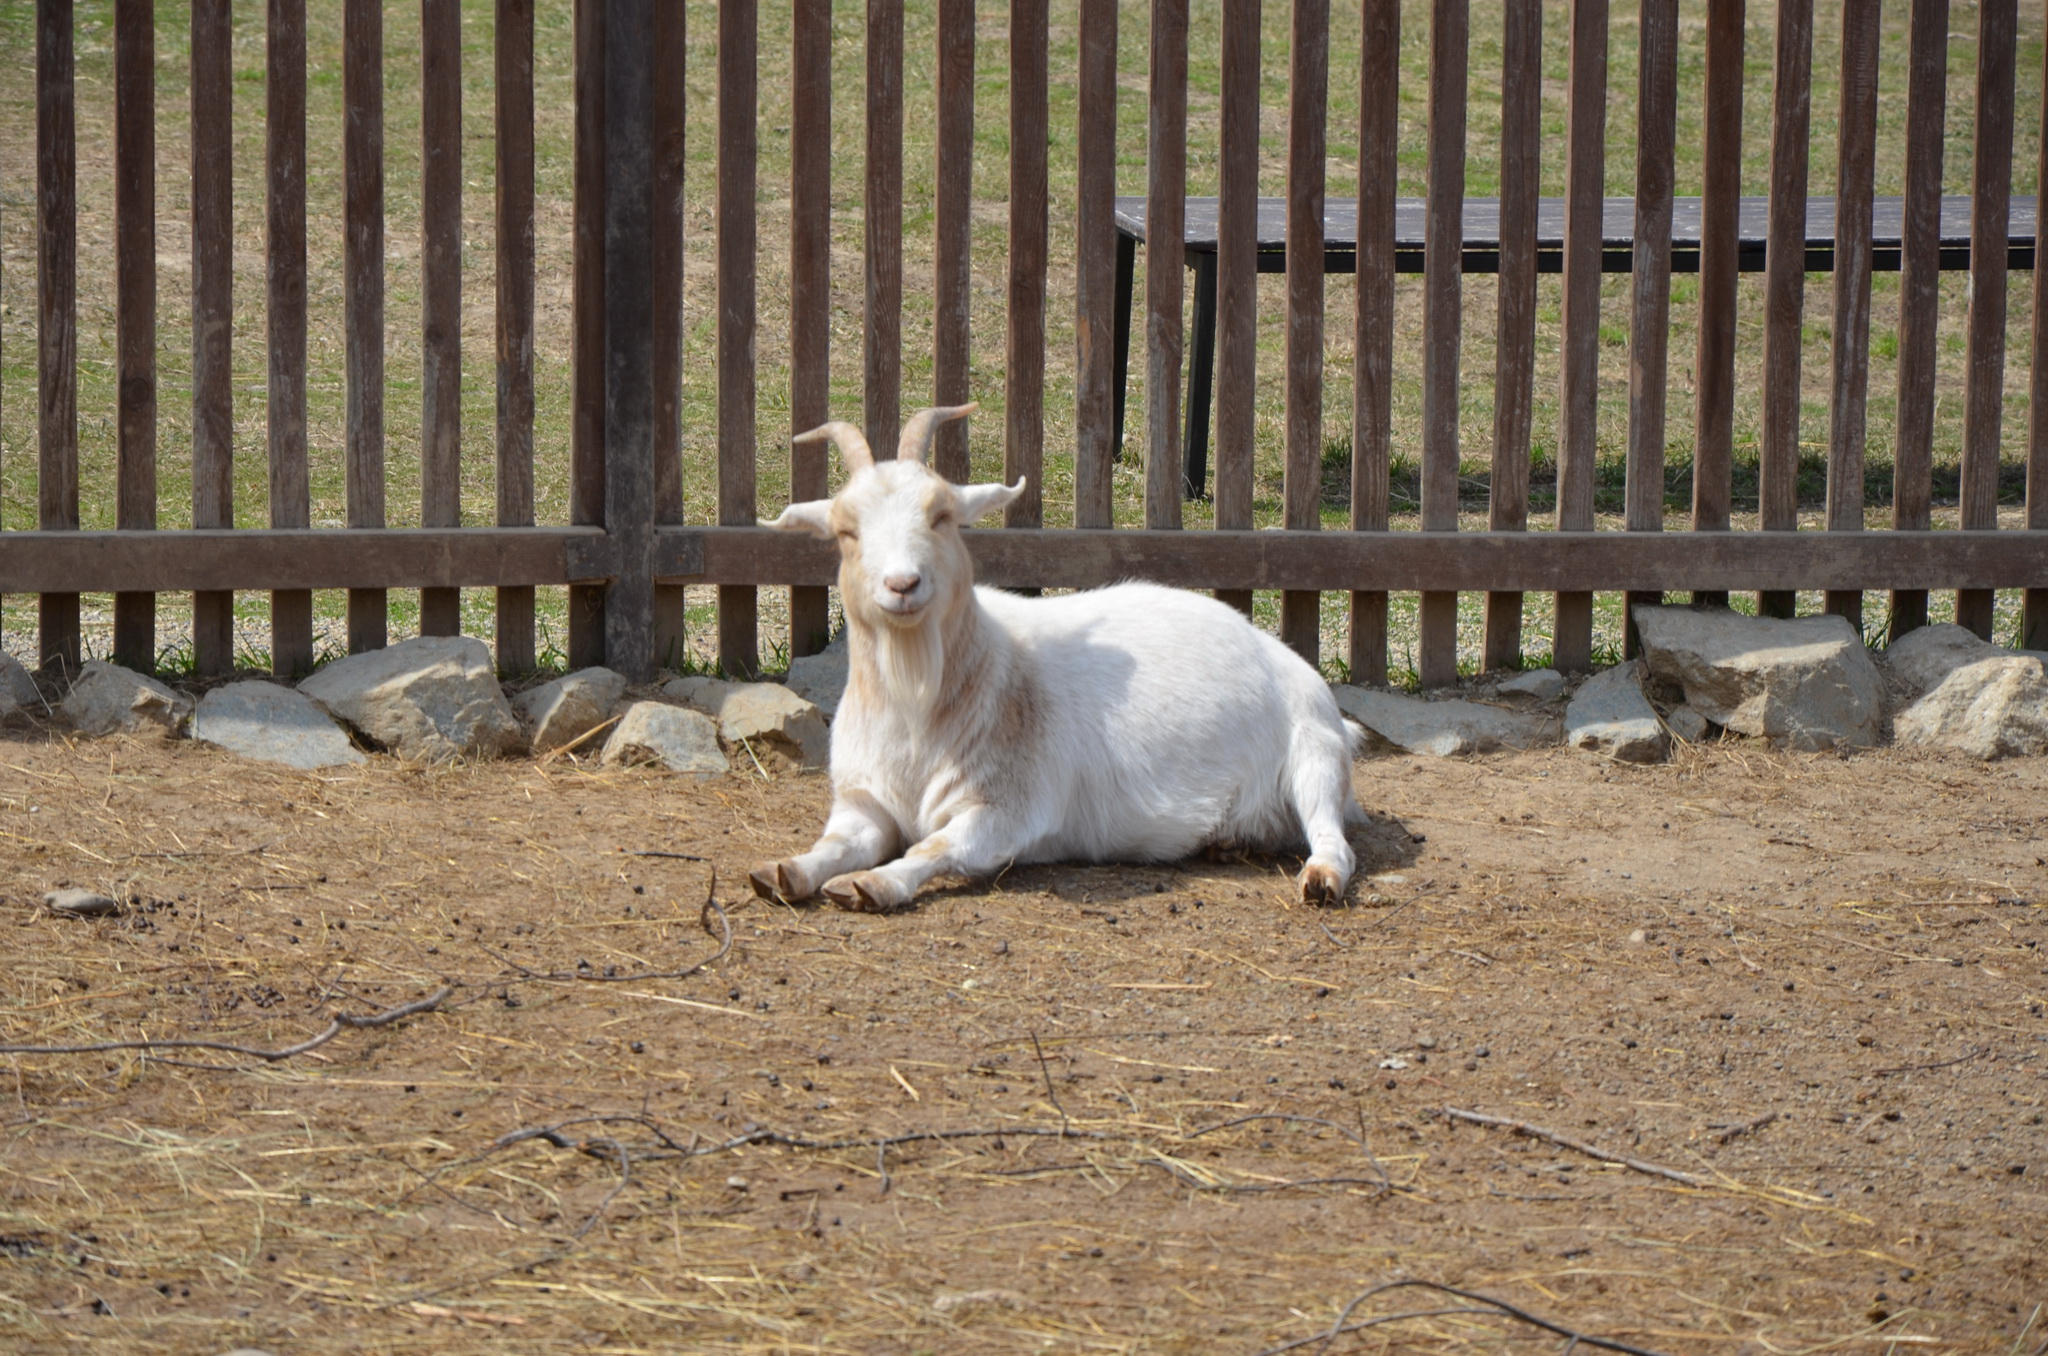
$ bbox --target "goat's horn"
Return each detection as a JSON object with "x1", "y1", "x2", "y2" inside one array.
[
  {"x1": 793, "y1": 420, "x2": 874, "y2": 475},
  {"x1": 895, "y1": 403, "x2": 980, "y2": 465}
]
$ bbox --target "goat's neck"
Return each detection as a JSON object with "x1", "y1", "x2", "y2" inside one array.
[{"x1": 848, "y1": 587, "x2": 1002, "y2": 722}]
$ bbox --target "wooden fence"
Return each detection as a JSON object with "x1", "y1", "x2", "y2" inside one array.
[{"x1": 3, "y1": 0, "x2": 2046, "y2": 689}]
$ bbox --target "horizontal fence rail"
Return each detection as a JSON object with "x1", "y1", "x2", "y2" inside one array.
[{"x1": 3, "y1": 0, "x2": 2046, "y2": 688}]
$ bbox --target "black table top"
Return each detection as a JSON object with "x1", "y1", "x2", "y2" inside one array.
[{"x1": 1114, "y1": 194, "x2": 2041, "y2": 254}]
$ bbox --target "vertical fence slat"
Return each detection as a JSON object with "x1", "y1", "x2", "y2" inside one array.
[
  {"x1": 1418, "y1": 0, "x2": 1466, "y2": 687},
  {"x1": 496, "y1": 0, "x2": 537, "y2": 674},
  {"x1": 789, "y1": 0, "x2": 832, "y2": 653},
  {"x1": 934, "y1": 0, "x2": 975, "y2": 484},
  {"x1": 1891, "y1": 0, "x2": 1947, "y2": 639},
  {"x1": 1005, "y1": 0, "x2": 1047, "y2": 530},
  {"x1": 1624, "y1": 0, "x2": 1676, "y2": 653},
  {"x1": 1214, "y1": 0, "x2": 1259, "y2": 616},
  {"x1": 1691, "y1": 0, "x2": 1742, "y2": 610},
  {"x1": 604, "y1": 0, "x2": 656, "y2": 682},
  {"x1": 37, "y1": 0, "x2": 79, "y2": 673},
  {"x1": 419, "y1": 0, "x2": 463, "y2": 638},
  {"x1": 1758, "y1": 0, "x2": 1811, "y2": 621},
  {"x1": 268, "y1": 0, "x2": 310, "y2": 677},
  {"x1": 568, "y1": 0, "x2": 605, "y2": 667},
  {"x1": 651, "y1": 0, "x2": 686, "y2": 669},
  {"x1": 1348, "y1": 0, "x2": 1397, "y2": 685},
  {"x1": 1483, "y1": 0, "x2": 1539, "y2": 673},
  {"x1": 346, "y1": 0, "x2": 387, "y2": 653},
  {"x1": 114, "y1": 0, "x2": 156, "y2": 672},
  {"x1": 865, "y1": 0, "x2": 903, "y2": 457},
  {"x1": 1074, "y1": 0, "x2": 1117, "y2": 526},
  {"x1": 719, "y1": 0, "x2": 759, "y2": 676},
  {"x1": 1279, "y1": 0, "x2": 1326, "y2": 664},
  {"x1": 1823, "y1": 0, "x2": 1879, "y2": 632},
  {"x1": 1553, "y1": 0, "x2": 1605, "y2": 675},
  {"x1": 1958, "y1": 0, "x2": 2016, "y2": 641},
  {"x1": 192, "y1": 0, "x2": 234, "y2": 676},
  {"x1": 1144, "y1": 0, "x2": 1187, "y2": 531},
  {"x1": 2029, "y1": 33, "x2": 2048, "y2": 653}
]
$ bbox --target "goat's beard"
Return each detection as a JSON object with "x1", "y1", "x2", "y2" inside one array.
[{"x1": 871, "y1": 614, "x2": 945, "y2": 713}]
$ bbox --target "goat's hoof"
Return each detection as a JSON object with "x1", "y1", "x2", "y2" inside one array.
[
  {"x1": 822, "y1": 872, "x2": 900, "y2": 913},
  {"x1": 750, "y1": 862, "x2": 805, "y2": 904},
  {"x1": 1298, "y1": 862, "x2": 1347, "y2": 907}
]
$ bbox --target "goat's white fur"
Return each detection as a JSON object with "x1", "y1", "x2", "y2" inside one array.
[{"x1": 751, "y1": 405, "x2": 1364, "y2": 912}]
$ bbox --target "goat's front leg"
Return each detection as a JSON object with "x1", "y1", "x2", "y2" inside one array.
[
  {"x1": 820, "y1": 804, "x2": 1020, "y2": 913},
  {"x1": 749, "y1": 791, "x2": 901, "y2": 904}
]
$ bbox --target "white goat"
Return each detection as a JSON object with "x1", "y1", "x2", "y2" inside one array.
[{"x1": 749, "y1": 404, "x2": 1364, "y2": 912}]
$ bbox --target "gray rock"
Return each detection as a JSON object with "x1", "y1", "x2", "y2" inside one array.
[
  {"x1": 1632, "y1": 605, "x2": 1882, "y2": 752},
  {"x1": 193, "y1": 681, "x2": 365, "y2": 770},
  {"x1": 1332, "y1": 686, "x2": 1560, "y2": 758},
  {"x1": 1564, "y1": 660, "x2": 1669, "y2": 763},
  {"x1": 0, "y1": 649, "x2": 40, "y2": 717},
  {"x1": 601, "y1": 701, "x2": 728, "y2": 776},
  {"x1": 661, "y1": 677, "x2": 830, "y2": 772},
  {"x1": 42, "y1": 887, "x2": 122, "y2": 918},
  {"x1": 60, "y1": 660, "x2": 192, "y2": 738},
  {"x1": 784, "y1": 632, "x2": 850, "y2": 719},
  {"x1": 1893, "y1": 654, "x2": 2048, "y2": 760},
  {"x1": 1882, "y1": 623, "x2": 2048, "y2": 700},
  {"x1": 1665, "y1": 705, "x2": 1711, "y2": 743},
  {"x1": 515, "y1": 666, "x2": 627, "y2": 753},
  {"x1": 1496, "y1": 668, "x2": 1566, "y2": 700},
  {"x1": 299, "y1": 636, "x2": 525, "y2": 761}
]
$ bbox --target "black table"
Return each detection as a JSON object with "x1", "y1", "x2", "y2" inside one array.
[{"x1": 1111, "y1": 194, "x2": 2042, "y2": 497}]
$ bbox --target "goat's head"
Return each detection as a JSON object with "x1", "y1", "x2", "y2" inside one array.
[{"x1": 765, "y1": 404, "x2": 1024, "y2": 634}]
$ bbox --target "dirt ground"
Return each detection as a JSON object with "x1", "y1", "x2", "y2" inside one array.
[{"x1": 1, "y1": 727, "x2": 2044, "y2": 1355}]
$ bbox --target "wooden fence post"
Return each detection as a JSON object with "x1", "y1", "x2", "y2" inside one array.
[
  {"x1": 652, "y1": 0, "x2": 687, "y2": 671},
  {"x1": 603, "y1": 0, "x2": 657, "y2": 682},
  {"x1": 1075, "y1": 0, "x2": 1117, "y2": 527},
  {"x1": 115, "y1": 0, "x2": 156, "y2": 672},
  {"x1": 1958, "y1": 0, "x2": 2016, "y2": 642},
  {"x1": 2029, "y1": 31, "x2": 2048, "y2": 653},
  {"x1": 1758, "y1": 0, "x2": 1811, "y2": 622},
  {"x1": 192, "y1": 0, "x2": 235, "y2": 677},
  {"x1": 866, "y1": 0, "x2": 903, "y2": 459},
  {"x1": 1824, "y1": 0, "x2": 1880, "y2": 634},
  {"x1": 268, "y1": 0, "x2": 311, "y2": 677},
  {"x1": 420, "y1": 0, "x2": 463, "y2": 640},
  {"x1": 37, "y1": 0, "x2": 79, "y2": 675},
  {"x1": 1005, "y1": 0, "x2": 1048, "y2": 532},
  {"x1": 1691, "y1": 0, "x2": 1743, "y2": 610},
  {"x1": 1214, "y1": 0, "x2": 1259, "y2": 618},
  {"x1": 934, "y1": 0, "x2": 975, "y2": 485},
  {"x1": 1144, "y1": 0, "x2": 1186, "y2": 534},
  {"x1": 569, "y1": 0, "x2": 606, "y2": 669},
  {"x1": 790, "y1": 0, "x2": 832, "y2": 654},
  {"x1": 1624, "y1": 0, "x2": 1676, "y2": 655},
  {"x1": 1280, "y1": 0, "x2": 1327, "y2": 667},
  {"x1": 497, "y1": 0, "x2": 538, "y2": 675},
  {"x1": 1418, "y1": 0, "x2": 1466, "y2": 688},
  {"x1": 345, "y1": 0, "x2": 387, "y2": 654},
  {"x1": 1891, "y1": 0, "x2": 1947, "y2": 641},
  {"x1": 1484, "y1": 0, "x2": 1540, "y2": 673},
  {"x1": 1553, "y1": 0, "x2": 1605, "y2": 675},
  {"x1": 1349, "y1": 0, "x2": 1397, "y2": 686},
  {"x1": 718, "y1": 0, "x2": 760, "y2": 677}
]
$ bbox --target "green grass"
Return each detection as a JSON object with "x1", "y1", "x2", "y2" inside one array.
[{"x1": 0, "y1": 0, "x2": 2041, "y2": 677}]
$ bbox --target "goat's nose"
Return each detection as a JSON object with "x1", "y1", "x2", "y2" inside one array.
[{"x1": 882, "y1": 571, "x2": 922, "y2": 597}]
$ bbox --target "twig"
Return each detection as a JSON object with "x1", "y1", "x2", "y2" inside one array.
[
  {"x1": 627, "y1": 850, "x2": 708, "y2": 862},
  {"x1": 1364, "y1": 887, "x2": 1441, "y2": 930},
  {"x1": 482, "y1": 882, "x2": 731, "y2": 984},
  {"x1": 1188, "y1": 1112, "x2": 1395, "y2": 1194},
  {"x1": 1031, "y1": 1031, "x2": 1070, "y2": 1138},
  {"x1": 539, "y1": 715, "x2": 620, "y2": 762},
  {"x1": 1871, "y1": 1047, "x2": 1984, "y2": 1077},
  {"x1": 1254, "y1": 1279, "x2": 1679, "y2": 1356},
  {"x1": 0, "y1": 987, "x2": 454, "y2": 1063},
  {"x1": 1442, "y1": 1107, "x2": 1709, "y2": 1187},
  {"x1": 1711, "y1": 1110, "x2": 1779, "y2": 1145}
]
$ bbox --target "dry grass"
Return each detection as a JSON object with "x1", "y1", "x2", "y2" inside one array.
[{"x1": 2, "y1": 726, "x2": 2044, "y2": 1352}]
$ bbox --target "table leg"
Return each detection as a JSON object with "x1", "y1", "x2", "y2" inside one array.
[{"x1": 1183, "y1": 251, "x2": 1217, "y2": 498}]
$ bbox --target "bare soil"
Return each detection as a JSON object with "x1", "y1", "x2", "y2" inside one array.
[{"x1": 1, "y1": 729, "x2": 2044, "y2": 1354}]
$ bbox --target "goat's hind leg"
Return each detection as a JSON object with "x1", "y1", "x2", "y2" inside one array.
[
  {"x1": 1288, "y1": 722, "x2": 1358, "y2": 906},
  {"x1": 820, "y1": 805, "x2": 1024, "y2": 912},
  {"x1": 750, "y1": 791, "x2": 900, "y2": 904}
]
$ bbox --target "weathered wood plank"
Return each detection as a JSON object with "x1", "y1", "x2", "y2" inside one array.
[
  {"x1": 934, "y1": 0, "x2": 975, "y2": 485},
  {"x1": 604, "y1": 0, "x2": 656, "y2": 682},
  {"x1": 653, "y1": 527, "x2": 2048, "y2": 594},
  {"x1": 1005, "y1": 0, "x2": 1048, "y2": 530},
  {"x1": 1215, "y1": 0, "x2": 1259, "y2": 615},
  {"x1": 345, "y1": 0, "x2": 387, "y2": 653},
  {"x1": 651, "y1": 0, "x2": 685, "y2": 669},
  {"x1": 790, "y1": 0, "x2": 831, "y2": 654},
  {"x1": 1692, "y1": 0, "x2": 1743, "y2": 614},
  {"x1": 1958, "y1": 0, "x2": 2016, "y2": 641},
  {"x1": 2031, "y1": 26, "x2": 2048, "y2": 653},
  {"x1": 38, "y1": 0, "x2": 80, "y2": 672},
  {"x1": 1144, "y1": 0, "x2": 1187, "y2": 533},
  {"x1": 192, "y1": 0, "x2": 235, "y2": 676},
  {"x1": 268, "y1": 0, "x2": 311, "y2": 676},
  {"x1": 419, "y1": 0, "x2": 463, "y2": 638},
  {"x1": 569, "y1": 0, "x2": 605, "y2": 667},
  {"x1": 1759, "y1": 0, "x2": 1811, "y2": 621},
  {"x1": 497, "y1": 0, "x2": 537, "y2": 674},
  {"x1": 1280, "y1": 0, "x2": 1327, "y2": 665},
  {"x1": 1891, "y1": 0, "x2": 1947, "y2": 639},
  {"x1": 1349, "y1": 0, "x2": 1398, "y2": 684},
  {"x1": 1824, "y1": 0, "x2": 1879, "y2": 631},
  {"x1": 1624, "y1": 0, "x2": 1677, "y2": 652},
  {"x1": 1484, "y1": 0, "x2": 1539, "y2": 673},
  {"x1": 1074, "y1": 0, "x2": 1117, "y2": 527},
  {"x1": 865, "y1": 0, "x2": 904, "y2": 458},
  {"x1": 1419, "y1": 0, "x2": 1466, "y2": 686},
  {"x1": 115, "y1": 0, "x2": 156, "y2": 672},
  {"x1": 1553, "y1": 0, "x2": 1605, "y2": 673},
  {"x1": 719, "y1": 0, "x2": 759, "y2": 676}
]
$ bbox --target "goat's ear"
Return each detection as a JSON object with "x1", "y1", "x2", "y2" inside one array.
[
  {"x1": 764, "y1": 499, "x2": 835, "y2": 538},
  {"x1": 952, "y1": 478, "x2": 1028, "y2": 525}
]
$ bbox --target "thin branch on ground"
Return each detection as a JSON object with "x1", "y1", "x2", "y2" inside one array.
[
  {"x1": 1441, "y1": 1107, "x2": 1709, "y2": 1187},
  {"x1": 0, "y1": 987, "x2": 454, "y2": 1064},
  {"x1": 1031, "y1": 1031, "x2": 1070, "y2": 1137},
  {"x1": 1871, "y1": 1047, "x2": 1983, "y2": 1076},
  {"x1": 481, "y1": 885, "x2": 731, "y2": 984},
  {"x1": 1711, "y1": 1110, "x2": 1779, "y2": 1144},
  {"x1": 1188, "y1": 1111, "x2": 1396, "y2": 1194},
  {"x1": 1252, "y1": 1279, "x2": 1679, "y2": 1356}
]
